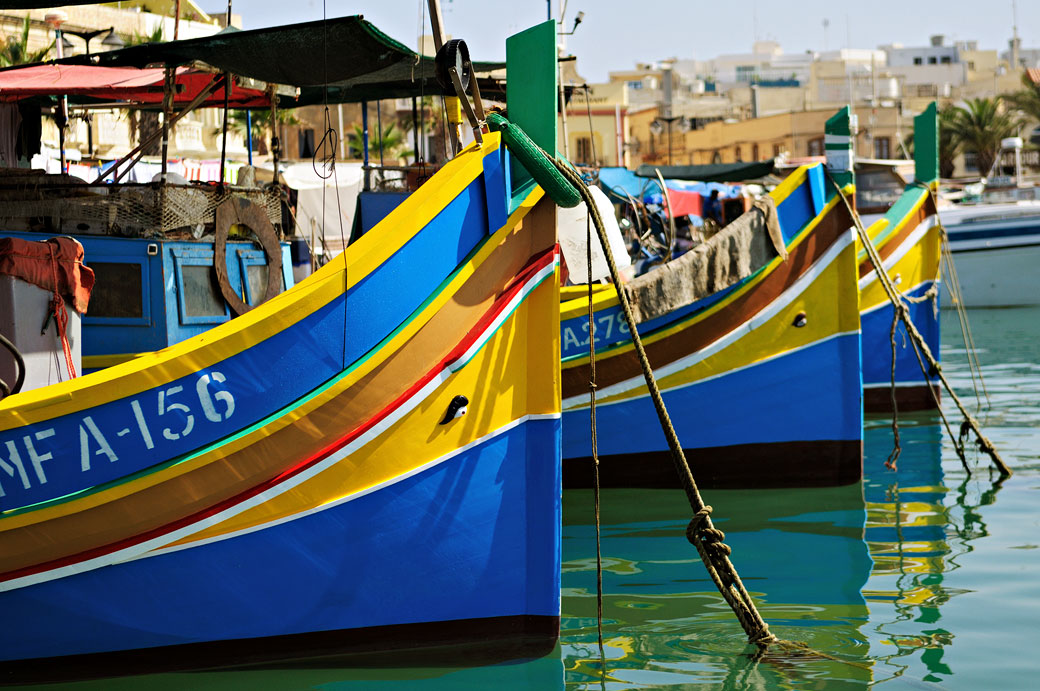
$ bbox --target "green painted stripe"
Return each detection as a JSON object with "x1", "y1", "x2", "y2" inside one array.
[
  {"x1": 0, "y1": 231, "x2": 499, "y2": 521},
  {"x1": 562, "y1": 186, "x2": 838, "y2": 364}
]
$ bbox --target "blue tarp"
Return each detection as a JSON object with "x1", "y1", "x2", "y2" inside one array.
[{"x1": 597, "y1": 167, "x2": 740, "y2": 207}]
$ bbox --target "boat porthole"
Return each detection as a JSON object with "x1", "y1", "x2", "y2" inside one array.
[{"x1": 793, "y1": 311, "x2": 808, "y2": 328}]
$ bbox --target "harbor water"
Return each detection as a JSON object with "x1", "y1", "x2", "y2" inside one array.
[{"x1": 17, "y1": 307, "x2": 1040, "y2": 690}]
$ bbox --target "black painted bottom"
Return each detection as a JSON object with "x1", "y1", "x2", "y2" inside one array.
[
  {"x1": 864, "y1": 384, "x2": 941, "y2": 413},
  {"x1": 564, "y1": 440, "x2": 863, "y2": 489},
  {"x1": 0, "y1": 614, "x2": 560, "y2": 685}
]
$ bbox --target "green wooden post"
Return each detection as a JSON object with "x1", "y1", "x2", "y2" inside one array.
[
  {"x1": 506, "y1": 20, "x2": 557, "y2": 190},
  {"x1": 914, "y1": 102, "x2": 939, "y2": 186},
  {"x1": 825, "y1": 106, "x2": 855, "y2": 189}
]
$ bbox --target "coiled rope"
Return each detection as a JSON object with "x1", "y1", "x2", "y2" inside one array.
[{"x1": 830, "y1": 176, "x2": 1010, "y2": 479}]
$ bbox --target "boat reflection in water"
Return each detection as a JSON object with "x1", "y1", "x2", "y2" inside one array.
[
  {"x1": 862, "y1": 419, "x2": 998, "y2": 684},
  {"x1": 561, "y1": 481, "x2": 875, "y2": 687}
]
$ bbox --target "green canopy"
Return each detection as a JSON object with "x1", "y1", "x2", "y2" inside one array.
[
  {"x1": 62, "y1": 15, "x2": 504, "y2": 105},
  {"x1": 635, "y1": 160, "x2": 777, "y2": 182}
]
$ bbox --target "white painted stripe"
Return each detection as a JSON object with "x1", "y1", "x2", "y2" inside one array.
[
  {"x1": 565, "y1": 329, "x2": 860, "y2": 412},
  {"x1": 450, "y1": 259, "x2": 558, "y2": 370},
  {"x1": 1, "y1": 261, "x2": 559, "y2": 593},
  {"x1": 562, "y1": 228, "x2": 858, "y2": 408},
  {"x1": 138, "y1": 412, "x2": 561, "y2": 560},
  {"x1": 825, "y1": 133, "x2": 852, "y2": 145},
  {"x1": 858, "y1": 216, "x2": 938, "y2": 291}
]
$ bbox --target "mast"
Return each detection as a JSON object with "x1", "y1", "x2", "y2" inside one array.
[{"x1": 426, "y1": 0, "x2": 461, "y2": 155}]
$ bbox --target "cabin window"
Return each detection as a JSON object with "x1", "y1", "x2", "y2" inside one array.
[
  {"x1": 913, "y1": 57, "x2": 923, "y2": 65},
  {"x1": 180, "y1": 265, "x2": 227, "y2": 319},
  {"x1": 239, "y1": 250, "x2": 286, "y2": 307},
  {"x1": 173, "y1": 251, "x2": 229, "y2": 325},
  {"x1": 576, "y1": 136, "x2": 593, "y2": 163},
  {"x1": 928, "y1": 56, "x2": 937, "y2": 64},
  {"x1": 81, "y1": 258, "x2": 151, "y2": 326},
  {"x1": 874, "y1": 137, "x2": 891, "y2": 159},
  {"x1": 941, "y1": 56, "x2": 952, "y2": 64},
  {"x1": 88, "y1": 261, "x2": 144, "y2": 319}
]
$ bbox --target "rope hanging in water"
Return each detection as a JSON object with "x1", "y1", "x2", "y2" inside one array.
[
  {"x1": 829, "y1": 176, "x2": 1011, "y2": 479},
  {"x1": 549, "y1": 157, "x2": 777, "y2": 649}
]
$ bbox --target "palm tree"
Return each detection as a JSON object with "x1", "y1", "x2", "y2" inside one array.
[
  {"x1": 0, "y1": 16, "x2": 53, "y2": 67},
  {"x1": 1004, "y1": 73, "x2": 1040, "y2": 124},
  {"x1": 347, "y1": 123, "x2": 412, "y2": 160},
  {"x1": 948, "y1": 97, "x2": 1021, "y2": 178},
  {"x1": 938, "y1": 104, "x2": 961, "y2": 179},
  {"x1": 123, "y1": 26, "x2": 164, "y2": 156}
]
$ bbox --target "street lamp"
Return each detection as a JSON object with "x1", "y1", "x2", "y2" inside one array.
[
  {"x1": 652, "y1": 115, "x2": 690, "y2": 166},
  {"x1": 61, "y1": 27, "x2": 123, "y2": 57}
]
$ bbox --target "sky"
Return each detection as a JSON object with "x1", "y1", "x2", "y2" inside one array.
[{"x1": 222, "y1": 0, "x2": 1040, "y2": 82}]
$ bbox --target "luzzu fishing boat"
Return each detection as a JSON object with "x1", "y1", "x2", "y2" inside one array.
[
  {"x1": 0, "y1": 19, "x2": 563, "y2": 680},
  {"x1": 856, "y1": 103, "x2": 943, "y2": 412},
  {"x1": 560, "y1": 110, "x2": 862, "y2": 489}
]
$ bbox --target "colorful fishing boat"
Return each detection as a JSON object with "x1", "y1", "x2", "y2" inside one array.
[
  {"x1": 856, "y1": 104, "x2": 942, "y2": 412},
  {"x1": 560, "y1": 110, "x2": 861, "y2": 489},
  {"x1": 0, "y1": 19, "x2": 563, "y2": 680}
]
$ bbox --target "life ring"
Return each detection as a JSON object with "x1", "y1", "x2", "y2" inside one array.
[
  {"x1": 486, "y1": 112, "x2": 582, "y2": 208},
  {"x1": 214, "y1": 196, "x2": 283, "y2": 316}
]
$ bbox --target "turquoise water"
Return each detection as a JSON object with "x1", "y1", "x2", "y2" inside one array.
[{"x1": 19, "y1": 308, "x2": 1040, "y2": 689}]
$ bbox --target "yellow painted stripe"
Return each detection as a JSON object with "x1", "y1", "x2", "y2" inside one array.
[
  {"x1": 170, "y1": 274, "x2": 562, "y2": 545},
  {"x1": 562, "y1": 192, "x2": 847, "y2": 367},
  {"x1": 856, "y1": 191, "x2": 928, "y2": 264},
  {"x1": 0, "y1": 134, "x2": 505, "y2": 429},
  {"x1": 567, "y1": 240, "x2": 859, "y2": 407},
  {"x1": 81, "y1": 353, "x2": 145, "y2": 370},
  {"x1": 860, "y1": 225, "x2": 941, "y2": 313},
  {"x1": 769, "y1": 164, "x2": 809, "y2": 206},
  {"x1": 559, "y1": 169, "x2": 846, "y2": 322},
  {"x1": 0, "y1": 185, "x2": 545, "y2": 532}
]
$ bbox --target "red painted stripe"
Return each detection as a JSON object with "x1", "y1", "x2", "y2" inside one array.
[{"x1": 2, "y1": 247, "x2": 558, "y2": 586}]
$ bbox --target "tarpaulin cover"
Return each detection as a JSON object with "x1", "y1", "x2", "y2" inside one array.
[
  {"x1": 598, "y1": 167, "x2": 740, "y2": 219},
  {"x1": 635, "y1": 160, "x2": 776, "y2": 182},
  {"x1": 0, "y1": 65, "x2": 269, "y2": 107},
  {"x1": 622, "y1": 196, "x2": 785, "y2": 324},
  {"x1": 61, "y1": 15, "x2": 505, "y2": 105},
  {"x1": 0, "y1": 237, "x2": 95, "y2": 313}
]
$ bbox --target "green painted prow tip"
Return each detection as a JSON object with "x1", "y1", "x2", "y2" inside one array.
[
  {"x1": 506, "y1": 20, "x2": 557, "y2": 194},
  {"x1": 825, "y1": 105, "x2": 855, "y2": 189},
  {"x1": 914, "y1": 102, "x2": 939, "y2": 188}
]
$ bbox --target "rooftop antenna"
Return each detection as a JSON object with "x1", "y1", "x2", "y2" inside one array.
[{"x1": 823, "y1": 18, "x2": 829, "y2": 52}]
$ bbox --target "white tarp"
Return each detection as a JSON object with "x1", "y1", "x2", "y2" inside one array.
[
  {"x1": 557, "y1": 185, "x2": 631, "y2": 284},
  {"x1": 280, "y1": 161, "x2": 363, "y2": 258}
]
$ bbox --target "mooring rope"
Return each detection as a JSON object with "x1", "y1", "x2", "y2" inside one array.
[
  {"x1": 551, "y1": 158, "x2": 778, "y2": 648},
  {"x1": 918, "y1": 182, "x2": 990, "y2": 409},
  {"x1": 830, "y1": 176, "x2": 1011, "y2": 478},
  {"x1": 584, "y1": 197, "x2": 607, "y2": 667}
]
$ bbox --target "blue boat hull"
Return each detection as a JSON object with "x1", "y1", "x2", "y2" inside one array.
[
  {"x1": 562, "y1": 334, "x2": 863, "y2": 488},
  {"x1": 0, "y1": 416, "x2": 562, "y2": 675}
]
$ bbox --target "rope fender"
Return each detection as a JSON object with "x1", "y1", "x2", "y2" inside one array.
[{"x1": 486, "y1": 112, "x2": 583, "y2": 209}]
